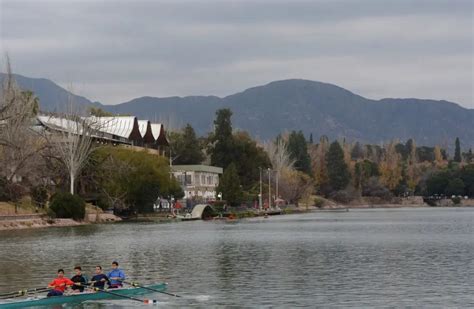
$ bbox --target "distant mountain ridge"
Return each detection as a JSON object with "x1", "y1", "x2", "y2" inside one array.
[
  {"x1": 2, "y1": 74, "x2": 473, "y2": 148},
  {"x1": 0, "y1": 73, "x2": 99, "y2": 112}
]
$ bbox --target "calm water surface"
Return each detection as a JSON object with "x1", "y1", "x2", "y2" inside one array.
[{"x1": 0, "y1": 208, "x2": 473, "y2": 308}]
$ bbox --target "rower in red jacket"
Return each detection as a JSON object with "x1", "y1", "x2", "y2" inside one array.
[{"x1": 47, "y1": 269, "x2": 75, "y2": 297}]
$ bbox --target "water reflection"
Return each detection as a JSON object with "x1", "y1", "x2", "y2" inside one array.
[{"x1": 0, "y1": 208, "x2": 473, "y2": 307}]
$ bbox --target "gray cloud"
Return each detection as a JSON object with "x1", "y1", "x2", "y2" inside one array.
[{"x1": 1, "y1": 0, "x2": 472, "y2": 107}]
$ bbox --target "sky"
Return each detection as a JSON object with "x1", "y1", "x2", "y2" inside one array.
[{"x1": 0, "y1": 0, "x2": 473, "y2": 108}]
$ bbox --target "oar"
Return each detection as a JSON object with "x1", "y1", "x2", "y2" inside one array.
[
  {"x1": 125, "y1": 281, "x2": 182, "y2": 298},
  {"x1": 0, "y1": 287, "x2": 50, "y2": 298},
  {"x1": 94, "y1": 288, "x2": 159, "y2": 305}
]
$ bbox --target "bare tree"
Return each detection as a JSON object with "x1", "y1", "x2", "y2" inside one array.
[
  {"x1": 42, "y1": 98, "x2": 99, "y2": 194},
  {"x1": 0, "y1": 58, "x2": 45, "y2": 183},
  {"x1": 264, "y1": 138, "x2": 295, "y2": 174}
]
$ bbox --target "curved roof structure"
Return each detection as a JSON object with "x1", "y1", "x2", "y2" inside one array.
[
  {"x1": 150, "y1": 123, "x2": 169, "y2": 146},
  {"x1": 37, "y1": 115, "x2": 84, "y2": 135},
  {"x1": 138, "y1": 120, "x2": 155, "y2": 144},
  {"x1": 88, "y1": 116, "x2": 140, "y2": 140},
  {"x1": 137, "y1": 120, "x2": 149, "y2": 136},
  {"x1": 150, "y1": 123, "x2": 163, "y2": 140}
]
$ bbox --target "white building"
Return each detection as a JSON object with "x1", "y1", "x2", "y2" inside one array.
[{"x1": 171, "y1": 165, "x2": 223, "y2": 200}]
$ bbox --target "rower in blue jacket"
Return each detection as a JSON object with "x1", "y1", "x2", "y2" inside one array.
[{"x1": 107, "y1": 261, "x2": 126, "y2": 288}]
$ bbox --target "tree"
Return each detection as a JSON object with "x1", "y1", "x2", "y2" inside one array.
[
  {"x1": 310, "y1": 136, "x2": 330, "y2": 194},
  {"x1": 44, "y1": 102, "x2": 98, "y2": 194},
  {"x1": 265, "y1": 137, "x2": 295, "y2": 175},
  {"x1": 287, "y1": 131, "x2": 311, "y2": 175},
  {"x1": 89, "y1": 107, "x2": 114, "y2": 117},
  {"x1": 351, "y1": 142, "x2": 365, "y2": 160},
  {"x1": 445, "y1": 178, "x2": 465, "y2": 196},
  {"x1": 278, "y1": 169, "x2": 314, "y2": 205},
  {"x1": 426, "y1": 171, "x2": 450, "y2": 195},
  {"x1": 0, "y1": 60, "x2": 46, "y2": 184},
  {"x1": 434, "y1": 145, "x2": 444, "y2": 166},
  {"x1": 170, "y1": 124, "x2": 204, "y2": 165},
  {"x1": 454, "y1": 137, "x2": 462, "y2": 162},
  {"x1": 379, "y1": 141, "x2": 402, "y2": 190},
  {"x1": 92, "y1": 146, "x2": 182, "y2": 213},
  {"x1": 309, "y1": 133, "x2": 313, "y2": 144},
  {"x1": 463, "y1": 148, "x2": 473, "y2": 163},
  {"x1": 354, "y1": 160, "x2": 379, "y2": 190},
  {"x1": 209, "y1": 109, "x2": 234, "y2": 169},
  {"x1": 326, "y1": 141, "x2": 351, "y2": 191},
  {"x1": 217, "y1": 163, "x2": 243, "y2": 206},
  {"x1": 232, "y1": 131, "x2": 270, "y2": 189}
]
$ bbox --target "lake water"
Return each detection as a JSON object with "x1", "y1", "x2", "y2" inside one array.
[{"x1": 0, "y1": 208, "x2": 473, "y2": 308}]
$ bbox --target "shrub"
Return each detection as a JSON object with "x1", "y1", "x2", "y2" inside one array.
[
  {"x1": 49, "y1": 192, "x2": 85, "y2": 220},
  {"x1": 46, "y1": 208, "x2": 57, "y2": 219},
  {"x1": 96, "y1": 195, "x2": 111, "y2": 211},
  {"x1": 0, "y1": 177, "x2": 7, "y2": 201},
  {"x1": 5, "y1": 183, "x2": 28, "y2": 203},
  {"x1": 451, "y1": 196, "x2": 461, "y2": 205},
  {"x1": 363, "y1": 177, "x2": 392, "y2": 200},
  {"x1": 329, "y1": 189, "x2": 356, "y2": 204},
  {"x1": 31, "y1": 185, "x2": 48, "y2": 208},
  {"x1": 314, "y1": 197, "x2": 325, "y2": 208}
]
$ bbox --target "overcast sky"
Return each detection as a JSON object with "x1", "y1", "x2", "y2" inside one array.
[{"x1": 0, "y1": 0, "x2": 473, "y2": 108}]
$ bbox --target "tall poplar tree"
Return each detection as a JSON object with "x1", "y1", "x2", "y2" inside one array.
[
  {"x1": 326, "y1": 141, "x2": 351, "y2": 191},
  {"x1": 454, "y1": 137, "x2": 462, "y2": 162}
]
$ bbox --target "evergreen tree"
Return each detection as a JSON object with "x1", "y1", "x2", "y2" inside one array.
[
  {"x1": 209, "y1": 109, "x2": 234, "y2": 168},
  {"x1": 216, "y1": 163, "x2": 243, "y2": 206},
  {"x1": 463, "y1": 148, "x2": 473, "y2": 163},
  {"x1": 309, "y1": 133, "x2": 313, "y2": 144},
  {"x1": 454, "y1": 137, "x2": 462, "y2": 162},
  {"x1": 326, "y1": 141, "x2": 351, "y2": 191},
  {"x1": 233, "y1": 132, "x2": 271, "y2": 189},
  {"x1": 287, "y1": 131, "x2": 312, "y2": 175},
  {"x1": 351, "y1": 142, "x2": 364, "y2": 160},
  {"x1": 172, "y1": 124, "x2": 204, "y2": 165}
]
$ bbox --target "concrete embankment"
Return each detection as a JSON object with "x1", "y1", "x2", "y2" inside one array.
[
  {"x1": 0, "y1": 204, "x2": 121, "y2": 231},
  {"x1": 0, "y1": 216, "x2": 85, "y2": 230}
]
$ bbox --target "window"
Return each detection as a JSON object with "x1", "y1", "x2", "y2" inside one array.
[{"x1": 185, "y1": 175, "x2": 192, "y2": 185}]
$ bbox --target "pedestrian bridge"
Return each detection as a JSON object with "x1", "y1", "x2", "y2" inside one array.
[{"x1": 190, "y1": 204, "x2": 214, "y2": 219}]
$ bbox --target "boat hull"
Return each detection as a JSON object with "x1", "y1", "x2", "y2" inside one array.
[{"x1": 0, "y1": 283, "x2": 167, "y2": 308}]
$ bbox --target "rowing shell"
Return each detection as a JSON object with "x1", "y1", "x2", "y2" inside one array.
[{"x1": 0, "y1": 283, "x2": 167, "y2": 308}]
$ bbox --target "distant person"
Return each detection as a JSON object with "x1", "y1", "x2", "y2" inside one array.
[
  {"x1": 47, "y1": 269, "x2": 74, "y2": 297},
  {"x1": 70, "y1": 266, "x2": 88, "y2": 293},
  {"x1": 90, "y1": 265, "x2": 110, "y2": 290},
  {"x1": 107, "y1": 261, "x2": 126, "y2": 288}
]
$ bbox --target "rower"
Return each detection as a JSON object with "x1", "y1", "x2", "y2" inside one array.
[
  {"x1": 70, "y1": 266, "x2": 88, "y2": 293},
  {"x1": 107, "y1": 261, "x2": 126, "y2": 288},
  {"x1": 90, "y1": 265, "x2": 110, "y2": 290},
  {"x1": 47, "y1": 269, "x2": 74, "y2": 297}
]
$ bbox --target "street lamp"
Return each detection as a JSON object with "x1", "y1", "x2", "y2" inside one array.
[
  {"x1": 268, "y1": 168, "x2": 271, "y2": 209},
  {"x1": 259, "y1": 167, "x2": 263, "y2": 211}
]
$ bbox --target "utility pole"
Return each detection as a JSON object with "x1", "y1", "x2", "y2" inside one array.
[
  {"x1": 268, "y1": 168, "x2": 271, "y2": 209},
  {"x1": 259, "y1": 167, "x2": 263, "y2": 211},
  {"x1": 276, "y1": 170, "x2": 279, "y2": 203},
  {"x1": 169, "y1": 149, "x2": 172, "y2": 180}
]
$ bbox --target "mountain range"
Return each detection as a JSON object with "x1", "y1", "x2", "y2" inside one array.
[{"x1": 2, "y1": 73, "x2": 473, "y2": 148}]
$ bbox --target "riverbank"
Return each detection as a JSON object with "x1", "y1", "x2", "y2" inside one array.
[
  {"x1": 0, "y1": 217, "x2": 85, "y2": 230},
  {"x1": 0, "y1": 202, "x2": 121, "y2": 231}
]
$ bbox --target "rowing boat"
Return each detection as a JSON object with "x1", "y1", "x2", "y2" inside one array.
[{"x1": 0, "y1": 283, "x2": 167, "y2": 308}]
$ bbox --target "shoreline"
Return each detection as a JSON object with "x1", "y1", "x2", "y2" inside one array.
[{"x1": 1, "y1": 203, "x2": 473, "y2": 231}]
